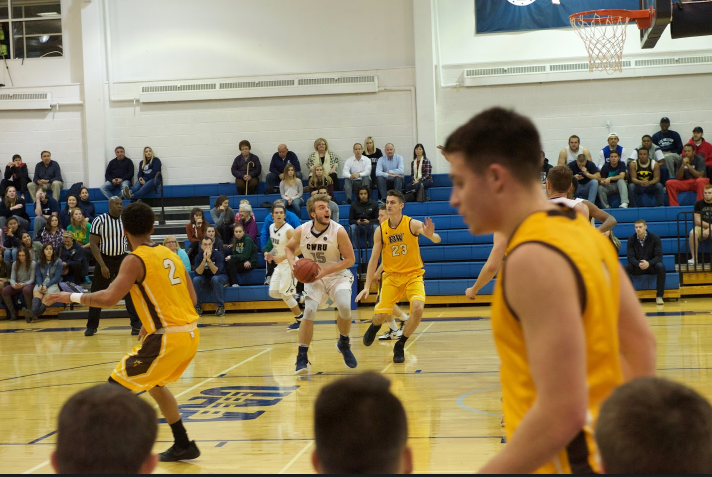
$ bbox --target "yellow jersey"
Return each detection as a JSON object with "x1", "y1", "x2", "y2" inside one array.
[
  {"x1": 380, "y1": 215, "x2": 423, "y2": 274},
  {"x1": 129, "y1": 243, "x2": 199, "y2": 334},
  {"x1": 492, "y1": 209, "x2": 623, "y2": 474}
]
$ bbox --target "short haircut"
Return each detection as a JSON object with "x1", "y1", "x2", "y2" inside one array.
[
  {"x1": 635, "y1": 218, "x2": 647, "y2": 226},
  {"x1": 353, "y1": 142, "x2": 362, "y2": 149},
  {"x1": 387, "y1": 189, "x2": 405, "y2": 204},
  {"x1": 214, "y1": 195, "x2": 229, "y2": 209},
  {"x1": 54, "y1": 384, "x2": 157, "y2": 474},
  {"x1": 642, "y1": 134, "x2": 652, "y2": 141},
  {"x1": 114, "y1": 146, "x2": 124, "y2": 152},
  {"x1": 271, "y1": 203, "x2": 286, "y2": 215},
  {"x1": 378, "y1": 204, "x2": 387, "y2": 212},
  {"x1": 638, "y1": 147, "x2": 649, "y2": 156},
  {"x1": 705, "y1": 184, "x2": 712, "y2": 191},
  {"x1": 238, "y1": 139, "x2": 251, "y2": 150},
  {"x1": 569, "y1": 135, "x2": 580, "y2": 142},
  {"x1": 609, "y1": 150, "x2": 620, "y2": 158},
  {"x1": 576, "y1": 153, "x2": 587, "y2": 163},
  {"x1": 684, "y1": 144, "x2": 695, "y2": 152},
  {"x1": 202, "y1": 236, "x2": 214, "y2": 244},
  {"x1": 307, "y1": 194, "x2": 331, "y2": 215},
  {"x1": 443, "y1": 107, "x2": 542, "y2": 184},
  {"x1": 41, "y1": 150, "x2": 51, "y2": 156},
  {"x1": 570, "y1": 176, "x2": 579, "y2": 196},
  {"x1": 596, "y1": 377, "x2": 712, "y2": 474},
  {"x1": 121, "y1": 202, "x2": 155, "y2": 236},
  {"x1": 12, "y1": 154, "x2": 21, "y2": 161},
  {"x1": 547, "y1": 166, "x2": 573, "y2": 194},
  {"x1": 314, "y1": 372, "x2": 407, "y2": 474},
  {"x1": 317, "y1": 185, "x2": 329, "y2": 193}
]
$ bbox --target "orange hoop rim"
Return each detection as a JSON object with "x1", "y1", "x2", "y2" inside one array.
[{"x1": 569, "y1": 7, "x2": 654, "y2": 29}]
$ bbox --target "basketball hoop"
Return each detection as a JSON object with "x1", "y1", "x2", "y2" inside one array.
[{"x1": 570, "y1": 8, "x2": 654, "y2": 74}]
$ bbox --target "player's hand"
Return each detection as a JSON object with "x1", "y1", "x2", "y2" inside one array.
[
  {"x1": 137, "y1": 326, "x2": 147, "y2": 342},
  {"x1": 313, "y1": 269, "x2": 327, "y2": 282},
  {"x1": 100, "y1": 265, "x2": 110, "y2": 279},
  {"x1": 264, "y1": 252, "x2": 274, "y2": 263},
  {"x1": 423, "y1": 217, "x2": 435, "y2": 237},
  {"x1": 42, "y1": 292, "x2": 71, "y2": 305},
  {"x1": 465, "y1": 286, "x2": 478, "y2": 300},
  {"x1": 437, "y1": 145, "x2": 450, "y2": 163},
  {"x1": 355, "y1": 288, "x2": 370, "y2": 302}
]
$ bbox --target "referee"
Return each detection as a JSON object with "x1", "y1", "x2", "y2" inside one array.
[{"x1": 85, "y1": 196, "x2": 141, "y2": 336}]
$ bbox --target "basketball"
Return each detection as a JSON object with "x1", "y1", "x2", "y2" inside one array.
[{"x1": 294, "y1": 258, "x2": 320, "y2": 283}]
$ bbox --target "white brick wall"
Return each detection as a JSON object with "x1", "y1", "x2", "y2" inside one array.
[{"x1": 437, "y1": 73, "x2": 712, "y2": 169}]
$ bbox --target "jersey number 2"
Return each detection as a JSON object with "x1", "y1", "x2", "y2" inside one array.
[
  {"x1": 391, "y1": 244, "x2": 408, "y2": 257},
  {"x1": 163, "y1": 258, "x2": 182, "y2": 285}
]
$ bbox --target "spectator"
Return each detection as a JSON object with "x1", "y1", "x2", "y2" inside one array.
[
  {"x1": 595, "y1": 376, "x2": 712, "y2": 474},
  {"x1": 540, "y1": 151, "x2": 553, "y2": 179},
  {"x1": 40, "y1": 215, "x2": 64, "y2": 249},
  {"x1": 567, "y1": 153, "x2": 600, "y2": 203},
  {"x1": 687, "y1": 184, "x2": 712, "y2": 267},
  {"x1": 27, "y1": 150, "x2": 63, "y2": 202},
  {"x1": 1, "y1": 246, "x2": 35, "y2": 321},
  {"x1": 124, "y1": 146, "x2": 161, "y2": 200},
  {"x1": 312, "y1": 372, "x2": 412, "y2": 474},
  {"x1": 317, "y1": 186, "x2": 339, "y2": 222},
  {"x1": 236, "y1": 202, "x2": 257, "y2": 244},
  {"x1": 375, "y1": 143, "x2": 405, "y2": 201},
  {"x1": 99, "y1": 146, "x2": 134, "y2": 200},
  {"x1": 266, "y1": 144, "x2": 301, "y2": 194},
  {"x1": 33, "y1": 189, "x2": 60, "y2": 239},
  {"x1": 58, "y1": 194, "x2": 80, "y2": 229},
  {"x1": 557, "y1": 134, "x2": 593, "y2": 166},
  {"x1": 225, "y1": 223, "x2": 257, "y2": 287},
  {"x1": 625, "y1": 219, "x2": 665, "y2": 305},
  {"x1": 687, "y1": 126, "x2": 712, "y2": 177},
  {"x1": 210, "y1": 195, "x2": 235, "y2": 245},
  {"x1": 363, "y1": 136, "x2": 383, "y2": 190},
  {"x1": 667, "y1": 144, "x2": 709, "y2": 206},
  {"x1": 628, "y1": 148, "x2": 665, "y2": 207},
  {"x1": 259, "y1": 199, "x2": 301, "y2": 286},
  {"x1": 19, "y1": 231, "x2": 42, "y2": 263},
  {"x1": 349, "y1": 186, "x2": 379, "y2": 240},
  {"x1": 186, "y1": 207, "x2": 208, "y2": 267},
  {"x1": 342, "y1": 143, "x2": 371, "y2": 204},
  {"x1": 25, "y1": 243, "x2": 61, "y2": 322},
  {"x1": 2, "y1": 217, "x2": 22, "y2": 263},
  {"x1": 163, "y1": 235, "x2": 191, "y2": 272},
  {"x1": 78, "y1": 187, "x2": 96, "y2": 223},
  {"x1": 67, "y1": 207, "x2": 92, "y2": 256},
  {"x1": 205, "y1": 225, "x2": 224, "y2": 250},
  {"x1": 596, "y1": 133, "x2": 626, "y2": 169},
  {"x1": 410, "y1": 143, "x2": 433, "y2": 199},
  {"x1": 1, "y1": 154, "x2": 30, "y2": 197},
  {"x1": 58, "y1": 231, "x2": 86, "y2": 286},
  {"x1": 306, "y1": 138, "x2": 339, "y2": 188},
  {"x1": 0, "y1": 185, "x2": 30, "y2": 230},
  {"x1": 652, "y1": 117, "x2": 683, "y2": 157},
  {"x1": 629, "y1": 134, "x2": 673, "y2": 174},
  {"x1": 280, "y1": 164, "x2": 304, "y2": 216},
  {"x1": 0, "y1": 251, "x2": 9, "y2": 294},
  {"x1": 193, "y1": 237, "x2": 228, "y2": 317},
  {"x1": 51, "y1": 383, "x2": 158, "y2": 475},
  {"x1": 308, "y1": 164, "x2": 334, "y2": 197},
  {"x1": 597, "y1": 150, "x2": 628, "y2": 209},
  {"x1": 231, "y1": 139, "x2": 261, "y2": 195}
]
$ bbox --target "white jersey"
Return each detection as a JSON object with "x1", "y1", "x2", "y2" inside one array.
[
  {"x1": 550, "y1": 196, "x2": 584, "y2": 209},
  {"x1": 298, "y1": 220, "x2": 343, "y2": 268},
  {"x1": 269, "y1": 222, "x2": 293, "y2": 258},
  {"x1": 567, "y1": 147, "x2": 586, "y2": 164}
]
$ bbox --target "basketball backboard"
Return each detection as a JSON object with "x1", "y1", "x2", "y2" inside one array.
[{"x1": 640, "y1": 0, "x2": 672, "y2": 49}]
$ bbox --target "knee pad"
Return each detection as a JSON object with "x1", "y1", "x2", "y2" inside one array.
[
  {"x1": 335, "y1": 289, "x2": 351, "y2": 320},
  {"x1": 302, "y1": 298, "x2": 318, "y2": 321},
  {"x1": 283, "y1": 295, "x2": 297, "y2": 309},
  {"x1": 269, "y1": 289, "x2": 281, "y2": 300}
]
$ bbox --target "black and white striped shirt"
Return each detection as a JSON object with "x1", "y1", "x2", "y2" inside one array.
[{"x1": 90, "y1": 213, "x2": 128, "y2": 256}]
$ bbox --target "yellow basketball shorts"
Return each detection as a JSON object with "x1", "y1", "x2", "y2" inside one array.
[
  {"x1": 111, "y1": 329, "x2": 200, "y2": 391},
  {"x1": 374, "y1": 270, "x2": 426, "y2": 315}
]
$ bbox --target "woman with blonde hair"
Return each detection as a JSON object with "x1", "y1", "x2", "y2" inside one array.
[
  {"x1": 306, "y1": 138, "x2": 339, "y2": 189},
  {"x1": 308, "y1": 164, "x2": 334, "y2": 197},
  {"x1": 279, "y1": 164, "x2": 304, "y2": 215},
  {"x1": 163, "y1": 235, "x2": 191, "y2": 272},
  {"x1": 124, "y1": 146, "x2": 162, "y2": 200},
  {"x1": 363, "y1": 136, "x2": 383, "y2": 189}
]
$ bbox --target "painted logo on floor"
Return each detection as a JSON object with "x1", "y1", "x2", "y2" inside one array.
[{"x1": 159, "y1": 386, "x2": 300, "y2": 423}]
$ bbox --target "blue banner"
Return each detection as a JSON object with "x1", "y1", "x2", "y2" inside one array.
[{"x1": 475, "y1": 0, "x2": 639, "y2": 34}]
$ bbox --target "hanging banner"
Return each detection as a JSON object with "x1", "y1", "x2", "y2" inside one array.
[{"x1": 475, "y1": 0, "x2": 639, "y2": 34}]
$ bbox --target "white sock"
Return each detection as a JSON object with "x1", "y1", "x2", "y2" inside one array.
[{"x1": 387, "y1": 319, "x2": 399, "y2": 331}]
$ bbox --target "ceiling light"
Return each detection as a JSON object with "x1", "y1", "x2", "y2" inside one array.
[{"x1": 37, "y1": 12, "x2": 59, "y2": 17}]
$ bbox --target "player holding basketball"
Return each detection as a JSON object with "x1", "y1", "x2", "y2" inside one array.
[
  {"x1": 43, "y1": 202, "x2": 201, "y2": 462},
  {"x1": 265, "y1": 203, "x2": 303, "y2": 330},
  {"x1": 285, "y1": 194, "x2": 357, "y2": 375},
  {"x1": 444, "y1": 107, "x2": 656, "y2": 473},
  {"x1": 356, "y1": 190, "x2": 441, "y2": 363}
]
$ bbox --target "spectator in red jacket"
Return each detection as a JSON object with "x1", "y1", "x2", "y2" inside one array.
[
  {"x1": 186, "y1": 207, "x2": 207, "y2": 269},
  {"x1": 687, "y1": 127, "x2": 712, "y2": 178}
]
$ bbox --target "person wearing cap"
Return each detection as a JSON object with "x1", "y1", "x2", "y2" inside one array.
[
  {"x1": 597, "y1": 133, "x2": 626, "y2": 170},
  {"x1": 652, "y1": 117, "x2": 683, "y2": 158},
  {"x1": 686, "y1": 127, "x2": 712, "y2": 176},
  {"x1": 235, "y1": 202, "x2": 257, "y2": 244}
]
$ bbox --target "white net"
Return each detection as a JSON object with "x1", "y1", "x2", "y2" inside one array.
[{"x1": 570, "y1": 12, "x2": 629, "y2": 74}]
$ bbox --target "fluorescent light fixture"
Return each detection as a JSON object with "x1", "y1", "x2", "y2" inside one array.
[{"x1": 37, "y1": 12, "x2": 60, "y2": 17}]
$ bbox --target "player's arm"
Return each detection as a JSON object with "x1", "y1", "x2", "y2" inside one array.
[
  {"x1": 42, "y1": 255, "x2": 143, "y2": 307},
  {"x1": 412, "y1": 217, "x2": 441, "y2": 243},
  {"x1": 373, "y1": 261, "x2": 384, "y2": 281},
  {"x1": 314, "y1": 227, "x2": 355, "y2": 280},
  {"x1": 284, "y1": 227, "x2": 302, "y2": 270},
  {"x1": 466, "y1": 232, "x2": 506, "y2": 299},
  {"x1": 582, "y1": 200, "x2": 617, "y2": 233},
  {"x1": 479, "y1": 245, "x2": 588, "y2": 474},
  {"x1": 616, "y1": 263, "x2": 656, "y2": 381},
  {"x1": 356, "y1": 226, "x2": 383, "y2": 302},
  {"x1": 274, "y1": 229, "x2": 293, "y2": 264}
]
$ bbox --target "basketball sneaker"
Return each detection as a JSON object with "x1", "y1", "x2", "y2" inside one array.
[
  {"x1": 362, "y1": 323, "x2": 381, "y2": 346},
  {"x1": 336, "y1": 337, "x2": 357, "y2": 369},
  {"x1": 287, "y1": 314, "x2": 302, "y2": 331},
  {"x1": 159, "y1": 441, "x2": 201, "y2": 462},
  {"x1": 378, "y1": 328, "x2": 403, "y2": 340},
  {"x1": 393, "y1": 342, "x2": 405, "y2": 363},
  {"x1": 60, "y1": 281, "x2": 84, "y2": 294},
  {"x1": 295, "y1": 350, "x2": 310, "y2": 375}
]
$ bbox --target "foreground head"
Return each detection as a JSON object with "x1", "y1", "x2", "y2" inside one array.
[
  {"x1": 52, "y1": 384, "x2": 158, "y2": 474},
  {"x1": 546, "y1": 165, "x2": 573, "y2": 197},
  {"x1": 307, "y1": 194, "x2": 331, "y2": 225},
  {"x1": 444, "y1": 107, "x2": 542, "y2": 234},
  {"x1": 121, "y1": 201, "x2": 155, "y2": 237},
  {"x1": 386, "y1": 190, "x2": 405, "y2": 216},
  {"x1": 596, "y1": 376, "x2": 712, "y2": 474},
  {"x1": 312, "y1": 372, "x2": 411, "y2": 474}
]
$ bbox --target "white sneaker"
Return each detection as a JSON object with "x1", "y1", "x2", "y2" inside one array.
[
  {"x1": 231, "y1": 284, "x2": 240, "y2": 287},
  {"x1": 620, "y1": 203, "x2": 628, "y2": 208},
  {"x1": 688, "y1": 258, "x2": 697, "y2": 266},
  {"x1": 397, "y1": 313, "x2": 410, "y2": 322},
  {"x1": 378, "y1": 328, "x2": 403, "y2": 340},
  {"x1": 656, "y1": 297, "x2": 664, "y2": 305}
]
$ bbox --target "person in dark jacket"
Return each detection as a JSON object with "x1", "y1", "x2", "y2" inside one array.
[
  {"x1": 27, "y1": 151, "x2": 63, "y2": 202},
  {"x1": 231, "y1": 140, "x2": 262, "y2": 195},
  {"x1": 78, "y1": 187, "x2": 96, "y2": 223},
  {"x1": 266, "y1": 144, "x2": 301, "y2": 194},
  {"x1": 349, "y1": 186, "x2": 379, "y2": 241},
  {"x1": 224, "y1": 223, "x2": 258, "y2": 286},
  {"x1": 0, "y1": 185, "x2": 30, "y2": 231},
  {"x1": 1, "y1": 154, "x2": 31, "y2": 197},
  {"x1": 99, "y1": 146, "x2": 134, "y2": 200},
  {"x1": 625, "y1": 219, "x2": 665, "y2": 304},
  {"x1": 58, "y1": 231, "x2": 86, "y2": 286},
  {"x1": 124, "y1": 146, "x2": 161, "y2": 200}
]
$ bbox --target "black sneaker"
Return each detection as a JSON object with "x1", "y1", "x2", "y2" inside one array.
[
  {"x1": 215, "y1": 306, "x2": 225, "y2": 317},
  {"x1": 363, "y1": 323, "x2": 381, "y2": 347},
  {"x1": 60, "y1": 281, "x2": 84, "y2": 294},
  {"x1": 84, "y1": 328, "x2": 97, "y2": 337},
  {"x1": 336, "y1": 339, "x2": 357, "y2": 369},
  {"x1": 131, "y1": 327, "x2": 141, "y2": 335},
  {"x1": 393, "y1": 342, "x2": 405, "y2": 363},
  {"x1": 23, "y1": 309, "x2": 36, "y2": 323},
  {"x1": 159, "y1": 440, "x2": 201, "y2": 462},
  {"x1": 295, "y1": 351, "x2": 310, "y2": 375},
  {"x1": 287, "y1": 314, "x2": 302, "y2": 331}
]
